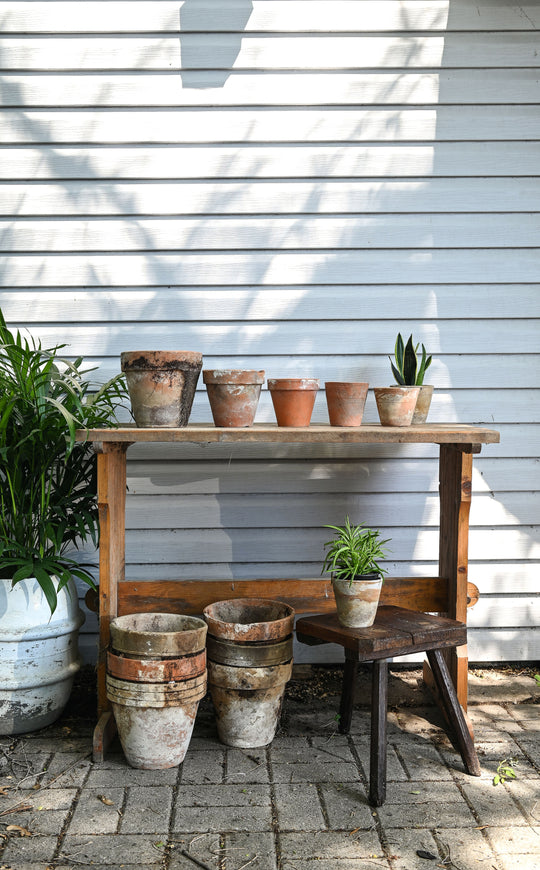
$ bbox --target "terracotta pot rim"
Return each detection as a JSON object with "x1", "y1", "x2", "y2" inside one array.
[
  {"x1": 121, "y1": 350, "x2": 203, "y2": 371},
  {"x1": 267, "y1": 378, "x2": 320, "y2": 391},
  {"x1": 374, "y1": 385, "x2": 421, "y2": 393},
  {"x1": 325, "y1": 381, "x2": 369, "y2": 388},
  {"x1": 203, "y1": 369, "x2": 265, "y2": 385},
  {"x1": 332, "y1": 573, "x2": 382, "y2": 585}
]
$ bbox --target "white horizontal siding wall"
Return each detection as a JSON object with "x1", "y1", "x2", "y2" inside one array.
[{"x1": 1, "y1": 0, "x2": 538, "y2": 663}]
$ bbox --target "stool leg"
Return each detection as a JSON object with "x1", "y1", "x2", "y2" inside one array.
[
  {"x1": 338, "y1": 649, "x2": 358, "y2": 734},
  {"x1": 426, "y1": 649, "x2": 481, "y2": 777},
  {"x1": 369, "y1": 658, "x2": 388, "y2": 807}
]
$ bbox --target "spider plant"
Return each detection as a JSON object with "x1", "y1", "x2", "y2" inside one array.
[
  {"x1": 390, "y1": 333, "x2": 432, "y2": 386},
  {"x1": 0, "y1": 309, "x2": 128, "y2": 613},
  {"x1": 322, "y1": 517, "x2": 390, "y2": 586}
]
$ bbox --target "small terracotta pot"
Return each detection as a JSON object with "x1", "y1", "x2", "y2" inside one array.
[
  {"x1": 121, "y1": 350, "x2": 202, "y2": 428},
  {"x1": 374, "y1": 386, "x2": 420, "y2": 427},
  {"x1": 412, "y1": 384, "x2": 434, "y2": 424},
  {"x1": 203, "y1": 370, "x2": 264, "y2": 427},
  {"x1": 267, "y1": 378, "x2": 320, "y2": 427},
  {"x1": 332, "y1": 574, "x2": 383, "y2": 628},
  {"x1": 325, "y1": 382, "x2": 369, "y2": 426}
]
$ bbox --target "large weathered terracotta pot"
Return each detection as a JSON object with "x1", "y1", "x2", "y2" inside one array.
[
  {"x1": 203, "y1": 369, "x2": 265, "y2": 427},
  {"x1": 121, "y1": 350, "x2": 202, "y2": 427},
  {"x1": 107, "y1": 613, "x2": 207, "y2": 769},
  {"x1": 374, "y1": 386, "x2": 420, "y2": 427},
  {"x1": 203, "y1": 598, "x2": 294, "y2": 748},
  {"x1": 325, "y1": 382, "x2": 369, "y2": 426},
  {"x1": 267, "y1": 378, "x2": 320, "y2": 427}
]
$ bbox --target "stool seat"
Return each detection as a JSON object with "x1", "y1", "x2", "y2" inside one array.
[{"x1": 296, "y1": 606, "x2": 481, "y2": 806}]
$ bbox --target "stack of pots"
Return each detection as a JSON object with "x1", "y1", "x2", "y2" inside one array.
[
  {"x1": 106, "y1": 613, "x2": 207, "y2": 769},
  {"x1": 203, "y1": 598, "x2": 295, "y2": 748}
]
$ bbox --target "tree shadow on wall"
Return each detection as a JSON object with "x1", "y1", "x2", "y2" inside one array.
[{"x1": 179, "y1": 0, "x2": 253, "y2": 88}]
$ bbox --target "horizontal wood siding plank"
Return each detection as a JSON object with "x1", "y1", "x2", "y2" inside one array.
[
  {"x1": 124, "y1": 458, "x2": 540, "y2": 495},
  {"x1": 4, "y1": 214, "x2": 540, "y2": 251},
  {"x1": 4, "y1": 1, "x2": 539, "y2": 33},
  {"x1": 4, "y1": 144, "x2": 540, "y2": 180},
  {"x1": 121, "y1": 492, "x2": 537, "y2": 528},
  {"x1": 2, "y1": 35, "x2": 539, "y2": 70},
  {"x1": 4, "y1": 180, "x2": 538, "y2": 214},
  {"x1": 3, "y1": 71, "x2": 539, "y2": 107},
  {"x1": 4, "y1": 288, "x2": 540, "y2": 322},
  {"x1": 2, "y1": 250, "x2": 540, "y2": 286},
  {"x1": 73, "y1": 527, "x2": 540, "y2": 564},
  {"x1": 3, "y1": 108, "x2": 540, "y2": 143},
  {"x1": 8, "y1": 321, "x2": 538, "y2": 356}
]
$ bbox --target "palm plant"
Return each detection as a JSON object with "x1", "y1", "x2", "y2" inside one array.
[
  {"x1": 390, "y1": 333, "x2": 432, "y2": 386},
  {"x1": 0, "y1": 309, "x2": 128, "y2": 613},
  {"x1": 322, "y1": 516, "x2": 390, "y2": 586}
]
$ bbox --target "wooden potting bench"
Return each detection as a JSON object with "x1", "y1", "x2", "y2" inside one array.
[{"x1": 77, "y1": 423, "x2": 499, "y2": 760}]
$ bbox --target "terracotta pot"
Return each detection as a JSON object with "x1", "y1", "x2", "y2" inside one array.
[
  {"x1": 412, "y1": 384, "x2": 434, "y2": 424},
  {"x1": 203, "y1": 369, "x2": 264, "y2": 427},
  {"x1": 203, "y1": 598, "x2": 295, "y2": 748},
  {"x1": 203, "y1": 598, "x2": 295, "y2": 642},
  {"x1": 374, "y1": 386, "x2": 420, "y2": 427},
  {"x1": 267, "y1": 378, "x2": 320, "y2": 427},
  {"x1": 325, "y1": 382, "x2": 369, "y2": 427},
  {"x1": 207, "y1": 660, "x2": 293, "y2": 748},
  {"x1": 332, "y1": 574, "x2": 383, "y2": 628},
  {"x1": 107, "y1": 612, "x2": 208, "y2": 769},
  {"x1": 121, "y1": 350, "x2": 202, "y2": 428}
]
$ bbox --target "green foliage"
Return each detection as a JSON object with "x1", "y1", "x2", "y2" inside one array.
[
  {"x1": 493, "y1": 757, "x2": 518, "y2": 786},
  {"x1": 322, "y1": 516, "x2": 390, "y2": 586},
  {"x1": 0, "y1": 309, "x2": 128, "y2": 613},
  {"x1": 390, "y1": 332, "x2": 432, "y2": 386}
]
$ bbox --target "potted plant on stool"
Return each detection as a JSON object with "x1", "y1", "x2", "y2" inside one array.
[
  {"x1": 0, "y1": 310, "x2": 128, "y2": 734},
  {"x1": 322, "y1": 517, "x2": 390, "y2": 628}
]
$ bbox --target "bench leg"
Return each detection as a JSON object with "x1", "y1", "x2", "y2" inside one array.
[
  {"x1": 369, "y1": 659, "x2": 388, "y2": 807},
  {"x1": 338, "y1": 649, "x2": 358, "y2": 734},
  {"x1": 426, "y1": 649, "x2": 481, "y2": 777}
]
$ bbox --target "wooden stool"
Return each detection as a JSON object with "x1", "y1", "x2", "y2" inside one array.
[{"x1": 296, "y1": 606, "x2": 481, "y2": 806}]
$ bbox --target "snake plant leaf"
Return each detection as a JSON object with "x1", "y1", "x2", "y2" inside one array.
[
  {"x1": 416, "y1": 344, "x2": 432, "y2": 386},
  {"x1": 403, "y1": 335, "x2": 418, "y2": 385},
  {"x1": 390, "y1": 362, "x2": 406, "y2": 385}
]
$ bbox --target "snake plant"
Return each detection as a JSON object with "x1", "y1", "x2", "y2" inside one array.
[{"x1": 390, "y1": 333, "x2": 432, "y2": 386}]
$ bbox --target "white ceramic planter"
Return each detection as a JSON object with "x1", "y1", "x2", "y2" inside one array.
[
  {"x1": 0, "y1": 577, "x2": 84, "y2": 735},
  {"x1": 332, "y1": 574, "x2": 383, "y2": 628}
]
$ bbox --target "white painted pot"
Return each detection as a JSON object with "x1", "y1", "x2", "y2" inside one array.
[
  {"x1": 332, "y1": 574, "x2": 383, "y2": 628},
  {"x1": 0, "y1": 577, "x2": 84, "y2": 735}
]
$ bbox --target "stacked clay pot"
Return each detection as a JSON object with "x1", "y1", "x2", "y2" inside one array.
[
  {"x1": 106, "y1": 613, "x2": 207, "y2": 769},
  {"x1": 203, "y1": 598, "x2": 294, "y2": 748}
]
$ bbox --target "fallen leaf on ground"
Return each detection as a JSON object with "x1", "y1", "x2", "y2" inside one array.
[
  {"x1": 6, "y1": 825, "x2": 32, "y2": 837},
  {"x1": 97, "y1": 795, "x2": 115, "y2": 806}
]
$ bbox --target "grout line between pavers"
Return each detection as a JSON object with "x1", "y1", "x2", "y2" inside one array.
[
  {"x1": 267, "y1": 740, "x2": 283, "y2": 870},
  {"x1": 51, "y1": 745, "x2": 95, "y2": 866}
]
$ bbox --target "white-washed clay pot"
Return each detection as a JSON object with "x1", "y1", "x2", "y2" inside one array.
[
  {"x1": 412, "y1": 384, "x2": 434, "y2": 424},
  {"x1": 332, "y1": 574, "x2": 383, "y2": 628},
  {"x1": 0, "y1": 577, "x2": 84, "y2": 735},
  {"x1": 374, "y1": 386, "x2": 420, "y2": 427}
]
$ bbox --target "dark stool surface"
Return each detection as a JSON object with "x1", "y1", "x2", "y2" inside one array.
[{"x1": 296, "y1": 605, "x2": 467, "y2": 659}]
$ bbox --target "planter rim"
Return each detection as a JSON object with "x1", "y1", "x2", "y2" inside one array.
[
  {"x1": 121, "y1": 350, "x2": 203, "y2": 371},
  {"x1": 267, "y1": 378, "x2": 320, "y2": 391},
  {"x1": 324, "y1": 381, "x2": 369, "y2": 388},
  {"x1": 203, "y1": 369, "x2": 265, "y2": 385},
  {"x1": 203, "y1": 597, "x2": 295, "y2": 642},
  {"x1": 374, "y1": 385, "x2": 421, "y2": 393},
  {"x1": 332, "y1": 572, "x2": 382, "y2": 586}
]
